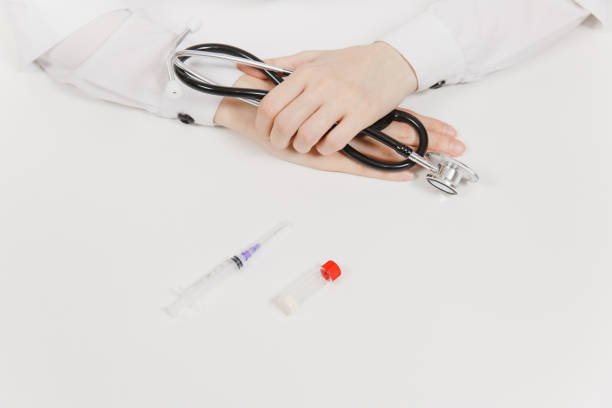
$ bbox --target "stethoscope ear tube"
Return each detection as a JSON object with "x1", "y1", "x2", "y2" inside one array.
[
  {"x1": 175, "y1": 43, "x2": 285, "y2": 99},
  {"x1": 168, "y1": 42, "x2": 479, "y2": 194}
]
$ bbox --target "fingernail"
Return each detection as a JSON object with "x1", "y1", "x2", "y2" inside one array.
[
  {"x1": 443, "y1": 126, "x2": 457, "y2": 137},
  {"x1": 450, "y1": 140, "x2": 465, "y2": 155}
]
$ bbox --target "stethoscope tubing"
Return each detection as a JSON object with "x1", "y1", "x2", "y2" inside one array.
[{"x1": 172, "y1": 43, "x2": 428, "y2": 171}]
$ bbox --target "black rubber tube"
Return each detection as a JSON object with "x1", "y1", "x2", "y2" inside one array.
[{"x1": 174, "y1": 43, "x2": 428, "y2": 171}]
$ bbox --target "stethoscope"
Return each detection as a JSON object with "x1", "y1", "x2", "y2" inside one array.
[{"x1": 165, "y1": 22, "x2": 479, "y2": 195}]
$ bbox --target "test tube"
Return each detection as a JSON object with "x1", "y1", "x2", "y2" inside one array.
[{"x1": 273, "y1": 260, "x2": 342, "y2": 316}]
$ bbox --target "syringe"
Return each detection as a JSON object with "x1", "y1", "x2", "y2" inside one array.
[{"x1": 165, "y1": 221, "x2": 289, "y2": 317}]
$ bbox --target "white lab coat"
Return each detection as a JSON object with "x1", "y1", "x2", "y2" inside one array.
[{"x1": 2, "y1": 0, "x2": 608, "y2": 126}]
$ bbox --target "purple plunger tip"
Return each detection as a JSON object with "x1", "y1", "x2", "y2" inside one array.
[{"x1": 241, "y1": 243, "x2": 261, "y2": 261}]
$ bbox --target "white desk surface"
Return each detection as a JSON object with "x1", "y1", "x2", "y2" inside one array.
[{"x1": 1, "y1": 4, "x2": 611, "y2": 407}]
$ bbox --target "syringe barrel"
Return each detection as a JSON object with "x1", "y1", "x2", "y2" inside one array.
[
  {"x1": 237, "y1": 221, "x2": 289, "y2": 263},
  {"x1": 165, "y1": 221, "x2": 288, "y2": 317},
  {"x1": 164, "y1": 258, "x2": 239, "y2": 317}
]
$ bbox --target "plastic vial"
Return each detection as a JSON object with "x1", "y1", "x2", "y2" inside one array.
[{"x1": 273, "y1": 260, "x2": 342, "y2": 316}]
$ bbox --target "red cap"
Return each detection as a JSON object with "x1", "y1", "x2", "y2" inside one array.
[{"x1": 320, "y1": 260, "x2": 341, "y2": 281}]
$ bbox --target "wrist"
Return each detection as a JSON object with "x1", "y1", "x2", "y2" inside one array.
[
  {"x1": 213, "y1": 75, "x2": 249, "y2": 127},
  {"x1": 371, "y1": 41, "x2": 418, "y2": 94},
  {"x1": 213, "y1": 74, "x2": 272, "y2": 127},
  {"x1": 213, "y1": 98, "x2": 233, "y2": 127}
]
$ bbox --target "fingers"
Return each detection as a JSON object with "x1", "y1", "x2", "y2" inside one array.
[
  {"x1": 398, "y1": 108, "x2": 457, "y2": 138},
  {"x1": 256, "y1": 76, "x2": 305, "y2": 147},
  {"x1": 381, "y1": 120, "x2": 465, "y2": 157},
  {"x1": 238, "y1": 50, "x2": 322, "y2": 80},
  {"x1": 315, "y1": 115, "x2": 365, "y2": 155},
  {"x1": 267, "y1": 50, "x2": 322, "y2": 71},
  {"x1": 270, "y1": 146, "x2": 414, "y2": 182},
  {"x1": 292, "y1": 105, "x2": 343, "y2": 153},
  {"x1": 428, "y1": 132, "x2": 465, "y2": 156},
  {"x1": 237, "y1": 64, "x2": 268, "y2": 80},
  {"x1": 316, "y1": 153, "x2": 415, "y2": 182},
  {"x1": 269, "y1": 92, "x2": 321, "y2": 150},
  {"x1": 221, "y1": 76, "x2": 450, "y2": 183},
  {"x1": 238, "y1": 50, "x2": 322, "y2": 79},
  {"x1": 374, "y1": 108, "x2": 464, "y2": 157}
]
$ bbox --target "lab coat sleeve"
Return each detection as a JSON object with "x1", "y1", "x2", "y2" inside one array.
[
  {"x1": 381, "y1": 0, "x2": 606, "y2": 91},
  {"x1": 36, "y1": 9, "x2": 242, "y2": 126},
  {"x1": 2, "y1": 0, "x2": 128, "y2": 67}
]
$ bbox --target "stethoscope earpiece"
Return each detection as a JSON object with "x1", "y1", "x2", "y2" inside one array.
[{"x1": 185, "y1": 18, "x2": 202, "y2": 33}]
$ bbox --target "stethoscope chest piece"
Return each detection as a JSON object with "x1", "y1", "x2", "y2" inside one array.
[{"x1": 424, "y1": 152, "x2": 479, "y2": 195}]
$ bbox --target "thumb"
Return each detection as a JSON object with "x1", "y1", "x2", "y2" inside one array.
[
  {"x1": 237, "y1": 50, "x2": 322, "y2": 80},
  {"x1": 266, "y1": 50, "x2": 322, "y2": 70},
  {"x1": 237, "y1": 64, "x2": 269, "y2": 80}
]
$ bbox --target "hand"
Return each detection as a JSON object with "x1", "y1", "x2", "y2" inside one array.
[
  {"x1": 214, "y1": 75, "x2": 466, "y2": 181},
  {"x1": 239, "y1": 43, "x2": 442, "y2": 156}
]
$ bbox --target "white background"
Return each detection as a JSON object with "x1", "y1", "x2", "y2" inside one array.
[{"x1": 1, "y1": 2, "x2": 611, "y2": 407}]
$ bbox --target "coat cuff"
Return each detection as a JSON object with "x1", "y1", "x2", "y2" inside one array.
[
  {"x1": 380, "y1": 11, "x2": 466, "y2": 91},
  {"x1": 166, "y1": 60, "x2": 243, "y2": 127}
]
